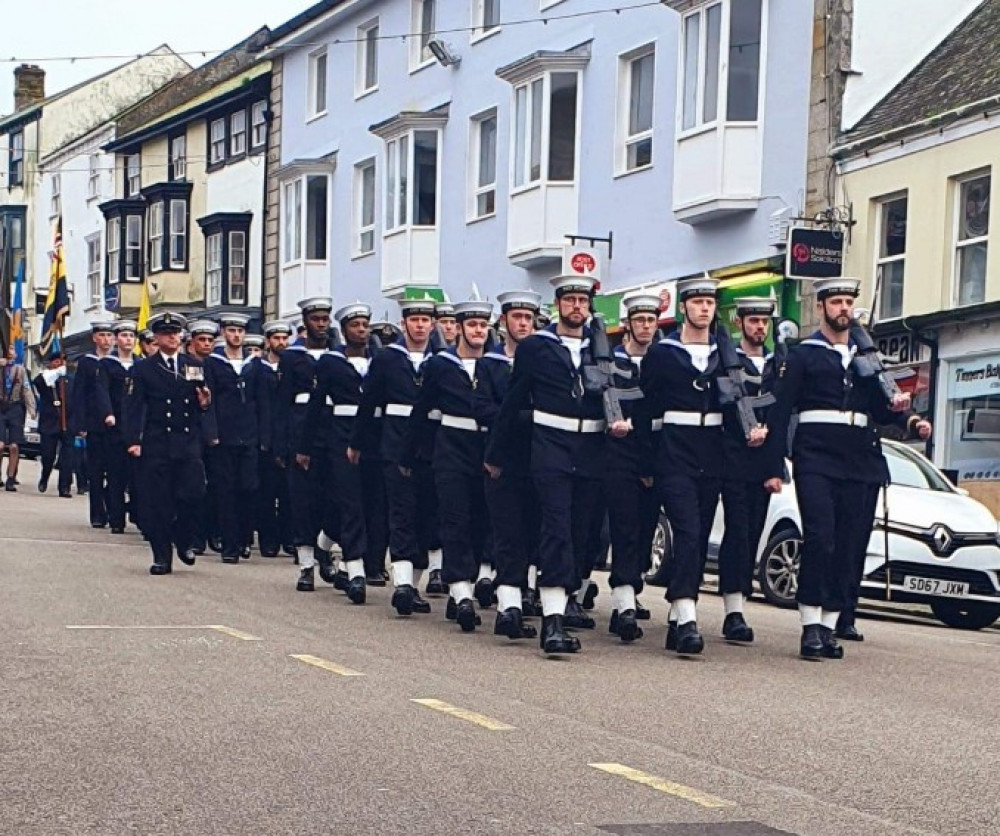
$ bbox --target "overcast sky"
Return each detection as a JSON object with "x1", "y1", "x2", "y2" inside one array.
[{"x1": 0, "y1": 0, "x2": 314, "y2": 116}]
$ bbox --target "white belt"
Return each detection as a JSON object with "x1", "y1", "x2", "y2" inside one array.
[
  {"x1": 533, "y1": 410, "x2": 606, "y2": 434},
  {"x1": 294, "y1": 393, "x2": 332, "y2": 405},
  {"x1": 428, "y1": 409, "x2": 442, "y2": 422},
  {"x1": 332, "y1": 404, "x2": 358, "y2": 417},
  {"x1": 651, "y1": 418, "x2": 664, "y2": 432},
  {"x1": 798, "y1": 409, "x2": 869, "y2": 428},
  {"x1": 662, "y1": 410, "x2": 723, "y2": 427},
  {"x1": 440, "y1": 414, "x2": 483, "y2": 432},
  {"x1": 385, "y1": 403, "x2": 413, "y2": 418}
]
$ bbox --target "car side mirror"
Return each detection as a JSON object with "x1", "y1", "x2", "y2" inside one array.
[{"x1": 956, "y1": 487, "x2": 970, "y2": 497}]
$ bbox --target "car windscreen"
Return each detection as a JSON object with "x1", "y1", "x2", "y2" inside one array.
[{"x1": 885, "y1": 444, "x2": 954, "y2": 492}]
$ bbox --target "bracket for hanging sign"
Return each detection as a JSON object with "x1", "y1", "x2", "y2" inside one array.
[{"x1": 565, "y1": 231, "x2": 613, "y2": 261}]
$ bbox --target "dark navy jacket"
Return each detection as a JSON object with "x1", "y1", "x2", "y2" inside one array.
[
  {"x1": 125, "y1": 353, "x2": 210, "y2": 460},
  {"x1": 473, "y1": 350, "x2": 532, "y2": 476},
  {"x1": 720, "y1": 348, "x2": 774, "y2": 483},
  {"x1": 300, "y1": 349, "x2": 371, "y2": 454},
  {"x1": 103, "y1": 354, "x2": 136, "y2": 444},
  {"x1": 351, "y1": 341, "x2": 432, "y2": 464},
  {"x1": 404, "y1": 348, "x2": 485, "y2": 474},
  {"x1": 204, "y1": 350, "x2": 266, "y2": 448},
  {"x1": 485, "y1": 326, "x2": 605, "y2": 478},
  {"x1": 274, "y1": 344, "x2": 327, "y2": 461},
  {"x1": 70, "y1": 354, "x2": 113, "y2": 436},
  {"x1": 638, "y1": 332, "x2": 726, "y2": 479},
  {"x1": 33, "y1": 371, "x2": 73, "y2": 436},
  {"x1": 606, "y1": 345, "x2": 653, "y2": 477},
  {"x1": 252, "y1": 356, "x2": 279, "y2": 452},
  {"x1": 765, "y1": 331, "x2": 913, "y2": 484}
]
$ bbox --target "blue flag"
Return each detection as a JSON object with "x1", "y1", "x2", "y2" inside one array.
[
  {"x1": 10, "y1": 260, "x2": 24, "y2": 363},
  {"x1": 41, "y1": 217, "x2": 70, "y2": 354}
]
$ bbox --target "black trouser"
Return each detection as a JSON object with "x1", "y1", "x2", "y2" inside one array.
[
  {"x1": 606, "y1": 470, "x2": 659, "y2": 593},
  {"x1": 435, "y1": 469, "x2": 488, "y2": 588},
  {"x1": 40, "y1": 431, "x2": 75, "y2": 494},
  {"x1": 288, "y1": 449, "x2": 330, "y2": 548},
  {"x1": 257, "y1": 452, "x2": 291, "y2": 552},
  {"x1": 323, "y1": 447, "x2": 368, "y2": 562},
  {"x1": 139, "y1": 456, "x2": 206, "y2": 566},
  {"x1": 486, "y1": 470, "x2": 540, "y2": 591},
  {"x1": 209, "y1": 444, "x2": 259, "y2": 556},
  {"x1": 383, "y1": 461, "x2": 435, "y2": 570},
  {"x1": 532, "y1": 468, "x2": 603, "y2": 592},
  {"x1": 840, "y1": 481, "x2": 882, "y2": 625},
  {"x1": 796, "y1": 472, "x2": 875, "y2": 612},
  {"x1": 718, "y1": 478, "x2": 772, "y2": 597},
  {"x1": 361, "y1": 458, "x2": 389, "y2": 578},
  {"x1": 84, "y1": 433, "x2": 111, "y2": 526},
  {"x1": 195, "y1": 448, "x2": 221, "y2": 549},
  {"x1": 657, "y1": 471, "x2": 722, "y2": 602},
  {"x1": 105, "y1": 435, "x2": 130, "y2": 530}
]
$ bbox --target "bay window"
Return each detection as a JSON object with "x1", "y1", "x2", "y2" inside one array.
[
  {"x1": 511, "y1": 71, "x2": 580, "y2": 188},
  {"x1": 282, "y1": 174, "x2": 329, "y2": 262},
  {"x1": 148, "y1": 202, "x2": 164, "y2": 272},
  {"x1": 384, "y1": 130, "x2": 440, "y2": 232},
  {"x1": 198, "y1": 212, "x2": 253, "y2": 307}
]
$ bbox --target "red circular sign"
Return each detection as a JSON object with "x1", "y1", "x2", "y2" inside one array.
[
  {"x1": 792, "y1": 243, "x2": 811, "y2": 264},
  {"x1": 570, "y1": 252, "x2": 597, "y2": 274}
]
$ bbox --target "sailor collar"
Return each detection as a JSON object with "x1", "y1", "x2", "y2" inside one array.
[
  {"x1": 536, "y1": 327, "x2": 591, "y2": 350},
  {"x1": 800, "y1": 331, "x2": 858, "y2": 355},
  {"x1": 386, "y1": 341, "x2": 432, "y2": 358},
  {"x1": 102, "y1": 354, "x2": 133, "y2": 367},
  {"x1": 659, "y1": 334, "x2": 718, "y2": 353},
  {"x1": 483, "y1": 351, "x2": 513, "y2": 366}
]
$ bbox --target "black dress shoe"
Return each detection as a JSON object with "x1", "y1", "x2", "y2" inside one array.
[
  {"x1": 346, "y1": 576, "x2": 366, "y2": 605},
  {"x1": 635, "y1": 600, "x2": 651, "y2": 620},
  {"x1": 59, "y1": 491, "x2": 72, "y2": 499},
  {"x1": 221, "y1": 554, "x2": 240, "y2": 564},
  {"x1": 149, "y1": 563, "x2": 172, "y2": 576},
  {"x1": 540, "y1": 615, "x2": 581, "y2": 655},
  {"x1": 177, "y1": 549, "x2": 196, "y2": 567},
  {"x1": 494, "y1": 608, "x2": 537, "y2": 639},
  {"x1": 675, "y1": 621, "x2": 704, "y2": 655},
  {"x1": 282, "y1": 544, "x2": 297, "y2": 558},
  {"x1": 260, "y1": 548, "x2": 279, "y2": 558},
  {"x1": 240, "y1": 546, "x2": 252, "y2": 560},
  {"x1": 446, "y1": 597, "x2": 482, "y2": 625},
  {"x1": 366, "y1": 573, "x2": 387, "y2": 587},
  {"x1": 425, "y1": 569, "x2": 448, "y2": 595},
  {"x1": 474, "y1": 578, "x2": 494, "y2": 609},
  {"x1": 665, "y1": 621, "x2": 678, "y2": 651},
  {"x1": 835, "y1": 622, "x2": 864, "y2": 642},
  {"x1": 91, "y1": 522, "x2": 106, "y2": 529},
  {"x1": 411, "y1": 590, "x2": 432, "y2": 614},
  {"x1": 314, "y1": 548, "x2": 336, "y2": 584},
  {"x1": 456, "y1": 599, "x2": 479, "y2": 632},
  {"x1": 564, "y1": 598, "x2": 595, "y2": 630},
  {"x1": 392, "y1": 584, "x2": 416, "y2": 615},
  {"x1": 208, "y1": 537, "x2": 223, "y2": 554},
  {"x1": 722, "y1": 612, "x2": 755, "y2": 643},
  {"x1": 819, "y1": 626, "x2": 845, "y2": 659},
  {"x1": 521, "y1": 589, "x2": 542, "y2": 618},
  {"x1": 4, "y1": 477, "x2": 16, "y2": 492},
  {"x1": 78, "y1": 486, "x2": 89, "y2": 495},
  {"x1": 609, "y1": 609, "x2": 644, "y2": 643},
  {"x1": 38, "y1": 477, "x2": 48, "y2": 493},
  {"x1": 581, "y1": 583, "x2": 599, "y2": 610},
  {"x1": 110, "y1": 527, "x2": 125, "y2": 535},
  {"x1": 296, "y1": 567, "x2": 315, "y2": 592},
  {"x1": 333, "y1": 570, "x2": 349, "y2": 592},
  {"x1": 800, "y1": 624, "x2": 824, "y2": 659}
]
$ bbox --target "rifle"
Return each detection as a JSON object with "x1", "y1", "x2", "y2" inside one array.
[
  {"x1": 581, "y1": 314, "x2": 642, "y2": 425},
  {"x1": 849, "y1": 318, "x2": 902, "y2": 403},
  {"x1": 714, "y1": 317, "x2": 775, "y2": 441}
]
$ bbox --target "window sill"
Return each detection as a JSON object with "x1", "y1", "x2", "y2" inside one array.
[
  {"x1": 249, "y1": 144, "x2": 266, "y2": 156},
  {"x1": 540, "y1": 0, "x2": 566, "y2": 9},
  {"x1": 510, "y1": 182, "x2": 542, "y2": 197},
  {"x1": 466, "y1": 211, "x2": 496, "y2": 226},
  {"x1": 355, "y1": 85, "x2": 379, "y2": 101},
  {"x1": 227, "y1": 151, "x2": 248, "y2": 164},
  {"x1": 677, "y1": 122, "x2": 719, "y2": 141},
  {"x1": 408, "y1": 58, "x2": 435, "y2": 76},
  {"x1": 351, "y1": 249, "x2": 376, "y2": 261},
  {"x1": 306, "y1": 111, "x2": 328, "y2": 124},
  {"x1": 613, "y1": 163, "x2": 654, "y2": 180},
  {"x1": 384, "y1": 227, "x2": 407, "y2": 239},
  {"x1": 471, "y1": 27, "x2": 501, "y2": 45}
]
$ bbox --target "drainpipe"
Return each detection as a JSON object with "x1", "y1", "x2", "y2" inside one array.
[{"x1": 903, "y1": 317, "x2": 938, "y2": 461}]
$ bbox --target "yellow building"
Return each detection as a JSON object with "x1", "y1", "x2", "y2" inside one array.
[{"x1": 833, "y1": 0, "x2": 999, "y2": 506}]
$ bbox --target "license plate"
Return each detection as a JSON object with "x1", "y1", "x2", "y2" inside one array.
[{"x1": 903, "y1": 576, "x2": 969, "y2": 597}]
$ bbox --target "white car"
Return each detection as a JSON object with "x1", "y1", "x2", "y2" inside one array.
[{"x1": 650, "y1": 440, "x2": 1000, "y2": 630}]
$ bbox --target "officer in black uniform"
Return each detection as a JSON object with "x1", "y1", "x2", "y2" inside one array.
[
  {"x1": 486, "y1": 275, "x2": 612, "y2": 656},
  {"x1": 255, "y1": 320, "x2": 292, "y2": 557},
  {"x1": 605, "y1": 292, "x2": 661, "y2": 644},
  {"x1": 71, "y1": 321, "x2": 116, "y2": 528},
  {"x1": 404, "y1": 299, "x2": 494, "y2": 632},
  {"x1": 717, "y1": 297, "x2": 777, "y2": 643},
  {"x1": 474, "y1": 290, "x2": 542, "y2": 640},
  {"x1": 639, "y1": 276, "x2": 769, "y2": 656},
  {"x1": 276, "y1": 298, "x2": 338, "y2": 592},
  {"x1": 103, "y1": 320, "x2": 138, "y2": 534},
  {"x1": 350, "y1": 298, "x2": 437, "y2": 617},
  {"x1": 125, "y1": 312, "x2": 212, "y2": 575},
  {"x1": 766, "y1": 277, "x2": 931, "y2": 659},
  {"x1": 298, "y1": 302, "x2": 388, "y2": 604},
  {"x1": 33, "y1": 351, "x2": 75, "y2": 498},
  {"x1": 204, "y1": 312, "x2": 265, "y2": 564}
]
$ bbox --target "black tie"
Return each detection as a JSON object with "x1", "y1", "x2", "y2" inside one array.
[{"x1": 166, "y1": 357, "x2": 176, "y2": 374}]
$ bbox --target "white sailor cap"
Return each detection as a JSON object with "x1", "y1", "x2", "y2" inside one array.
[
  {"x1": 187, "y1": 319, "x2": 219, "y2": 338},
  {"x1": 263, "y1": 320, "x2": 292, "y2": 337},
  {"x1": 453, "y1": 300, "x2": 494, "y2": 322},
  {"x1": 243, "y1": 334, "x2": 265, "y2": 349},
  {"x1": 622, "y1": 293, "x2": 661, "y2": 317},
  {"x1": 148, "y1": 312, "x2": 188, "y2": 334},
  {"x1": 434, "y1": 302, "x2": 456, "y2": 318},
  {"x1": 113, "y1": 319, "x2": 138, "y2": 334},
  {"x1": 497, "y1": 290, "x2": 542, "y2": 313},
  {"x1": 298, "y1": 296, "x2": 334, "y2": 314},
  {"x1": 399, "y1": 298, "x2": 437, "y2": 317},
  {"x1": 90, "y1": 320, "x2": 116, "y2": 335},
  {"x1": 677, "y1": 275, "x2": 719, "y2": 302},
  {"x1": 814, "y1": 277, "x2": 860, "y2": 300},
  {"x1": 335, "y1": 302, "x2": 372, "y2": 323},
  {"x1": 219, "y1": 312, "x2": 250, "y2": 329},
  {"x1": 550, "y1": 274, "x2": 597, "y2": 298},
  {"x1": 212, "y1": 336, "x2": 226, "y2": 349},
  {"x1": 536, "y1": 306, "x2": 553, "y2": 325},
  {"x1": 734, "y1": 296, "x2": 776, "y2": 316}
]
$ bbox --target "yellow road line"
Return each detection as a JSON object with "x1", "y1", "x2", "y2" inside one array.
[
  {"x1": 291, "y1": 654, "x2": 364, "y2": 677},
  {"x1": 410, "y1": 698, "x2": 515, "y2": 731},
  {"x1": 588, "y1": 763, "x2": 733, "y2": 809},
  {"x1": 205, "y1": 625, "x2": 262, "y2": 641},
  {"x1": 66, "y1": 625, "x2": 262, "y2": 641}
]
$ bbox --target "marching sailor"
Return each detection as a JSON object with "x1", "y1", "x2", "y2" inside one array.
[
  {"x1": 765, "y1": 277, "x2": 931, "y2": 659},
  {"x1": 103, "y1": 320, "x2": 138, "y2": 534},
  {"x1": 33, "y1": 351, "x2": 75, "y2": 498},
  {"x1": 350, "y1": 298, "x2": 437, "y2": 617},
  {"x1": 716, "y1": 297, "x2": 777, "y2": 643},
  {"x1": 474, "y1": 290, "x2": 542, "y2": 640},
  {"x1": 186, "y1": 320, "x2": 221, "y2": 554},
  {"x1": 434, "y1": 302, "x2": 459, "y2": 348},
  {"x1": 255, "y1": 321, "x2": 293, "y2": 558}
]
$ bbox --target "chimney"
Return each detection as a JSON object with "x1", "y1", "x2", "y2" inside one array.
[{"x1": 14, "y1": 64, "x2": 46, "y2": 111}]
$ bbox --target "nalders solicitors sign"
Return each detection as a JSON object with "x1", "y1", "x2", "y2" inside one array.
[{"x1": 785, "y1": 227, "x2": 844, "y2": 279}]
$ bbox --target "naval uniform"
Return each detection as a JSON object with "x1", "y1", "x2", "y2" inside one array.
[
  {"x1": 125, "y1": 352, "x2": 210, "y2": 570},
  {"x1": 254, "y1": 355, "x2": 291, "y2": 555},
  {"x1": 103, "y1": 354, "x2": 136, "y2": 531},
  {"x1": 766, "y1": 332, "x2": 915, "y2": 616},
  {"x1": 204, "y1": 349, "x2": 266, "y2": 559},
  {"x1": 71, "y1": 353, "x2": 114, "y2": 527},
  {"x1": 33, "y1": 369, "x2": 75, "y2": 496}
]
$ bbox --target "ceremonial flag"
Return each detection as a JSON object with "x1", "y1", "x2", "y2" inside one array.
[
  {"x1": 41, "y1": 217, "x2": 70, "y2": 354},
  {"x1": 135, "y1": 276, "x2": 151, "y2": 356},
  {"x1": 9, "y1": 260, "x2": 25, "y2": 363}
]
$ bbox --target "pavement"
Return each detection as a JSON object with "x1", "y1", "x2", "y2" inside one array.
[{"x1": 2, "y1": 457, "x2": 999, "y2": 836}]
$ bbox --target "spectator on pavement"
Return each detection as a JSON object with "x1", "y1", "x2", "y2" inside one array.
[{"x1": 0, "y1": 344, "x2": 37, "y2": 491}]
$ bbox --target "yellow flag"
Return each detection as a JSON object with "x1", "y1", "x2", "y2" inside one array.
[{"x1": 135, "y1": 279, "x2": 151, "y2": 356}]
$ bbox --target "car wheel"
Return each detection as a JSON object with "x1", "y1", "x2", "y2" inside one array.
[
  {"x1": 929, "y1": 599, "x2": 1000, "y2": 631},
  {"x1": 757, "y1": 529, "x2": 800, "y2": 609},
  {"x1": 645, "y1": 515, "x2": 672, "y2": 587}
]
